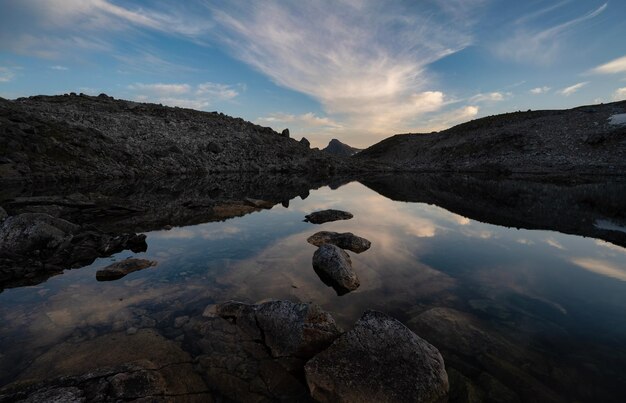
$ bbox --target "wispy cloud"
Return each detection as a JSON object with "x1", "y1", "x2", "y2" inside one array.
[
  {"x1": 128, "y1": 81, "x2": 239, "y2": 109},
  {"x1": 493, "y1": 3, "x2": 607, "y2": 64},
  {"x1": 469, "y1": 92, "x2": 509, "y2": 103},
  {"x1": 614, "y1": 87, "x2": 626, "y2": 101},
  {"x1": 0, "y1": 67, "x2": 15, "y2": 82},
  {"x1": 257, "y1": 112, "x2": 342, "y2": 130},
  {"x1": 207, "y1": 1, "x2": 477, "y2": 136},
  {"x1": 50, "y1": 65, "x2": 68, "y2": 71},
  {"x1": 559, "y1": 82, "x2": 588, "y2": 96},
  {"x1": 590, "y1": 55, "x2": 626, "y2": 75},
  {"x1": 530, "y1": 86, "x2": 550, "y2": 94}
]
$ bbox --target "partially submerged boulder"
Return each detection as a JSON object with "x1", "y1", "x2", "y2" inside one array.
[
  {"x1": 95, "y1": 258, "x2": 157, "y2": 281},
  {"x1": 305, "y1": 310, "x2": 449, "y2": 403},
  {"x1": 312, "y1": 244, "x2": 360, "y2": 295},
  {"x1": 304, "y1": 209, "x2": 353, "y2": 224},
  {"x1": 307, "y1": 231, "x2": 371, "y2": 253}
]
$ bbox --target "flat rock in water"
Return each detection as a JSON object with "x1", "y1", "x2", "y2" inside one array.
[
  {"x1": 304, "y1": 209, "x2": 353, "y2": 224},
  {"x1": 305, "y1": 310, "x2": 449, "y2": 403},
  {"x1": 96, "y1": 258, "x2": 157, "y2": 281},
  {"x1": 307, "y1": 231, "x2": 371, "y2": 253},
  {"x1": 312, "y1": 244, "x2": 359, "y2": 295}
]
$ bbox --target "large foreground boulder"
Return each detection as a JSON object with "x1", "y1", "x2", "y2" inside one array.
[
  {"x1": 186, "y1": 300, "x2": 342, "y2": 401},
  {"x1": 307, "y1": 231, "x2": 371, "y2": 253},
  {"x1": 304, "y1": 209, "x2": 353, "y2": 224},
  {"x1": 305, "y1": 310, "x2": 449, "y2": 403},
  {"x1": 312, "y1": 244, "x2": 360, "y2": 295}
]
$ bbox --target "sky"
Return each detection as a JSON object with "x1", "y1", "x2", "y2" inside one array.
[{"x1": 1, "y1": 0, "x2": 626, "y2": 148}]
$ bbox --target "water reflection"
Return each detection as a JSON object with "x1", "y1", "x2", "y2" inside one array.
[{"x1": 1, "y1": 175, "x2": 626, "y2": 401}]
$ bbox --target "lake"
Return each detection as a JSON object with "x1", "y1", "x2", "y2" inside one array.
[{"x1": 1, "y1": 174, "x2": 625, "y2": 402}]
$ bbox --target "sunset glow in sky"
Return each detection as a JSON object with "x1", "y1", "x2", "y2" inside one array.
[{"x1": 1, "y1": 0, "x2": 626, "y2": 147}]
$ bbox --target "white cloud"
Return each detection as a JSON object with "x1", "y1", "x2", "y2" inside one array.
[
  {"x1": 530, "y1": 86, "x2": 550, "y2": 94},
  {"x1": 257, "y1": 112, "x2": 342, "y2": 129},
  {"x1": 469, "y1": 92, "x2": 508, "y2": 103},
  {"x1": 613, "y1": 87, "x2": 626, "y2": 101},
  {"x1": 196, "y1": 82, "x2": 239, "y2": 101},
  {"x1": 128, "y1": 81, "x2": 239, "y2": 109},
  {"x1": 50, "y1": 65, "x2": 68, "y2": 70},
  {"x1": 559, "y1": 82, "x2": 588, "y2": 96},
  {"x1": 590, "y1": 55, "x2": 626, "y2": 75},
  {"x1": 493, "y1": 3, "x2": 607, "y2": 64},
  {"x1": 207, "y1": 1, "x2": 474, "y2": 136},
  {"x1": 0, "y1": 67, "x2": 15, "y2": 82}
]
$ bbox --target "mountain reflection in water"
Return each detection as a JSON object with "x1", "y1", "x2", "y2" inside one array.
[{"x1": 1, "y1": 174, "x2": 625, "y2": 402}]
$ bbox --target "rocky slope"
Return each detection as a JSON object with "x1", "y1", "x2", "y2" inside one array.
[
  {"x1": 0, "y1": 94, "x2": 365, "y2": 183},
  {"x1": 356, "y1": 101, "x2": 626, "y2": 174},
  {"x1": 322, "y1": 138, "x2": 361, "y2": 157}
]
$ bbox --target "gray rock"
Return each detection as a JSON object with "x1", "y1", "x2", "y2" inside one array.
[
  {"x1": 186, "y1": 299, "x2": 341, "y2": 401},
  {"x1": 0, "y1": 207, "x2": 7, "y2": 222},
  {"x1": 0, "y1": 213, "x2": 78, "y2": 255},
  {"x1": 95, "y1": 258, "x2": 157, "y2": 281},
  {"x1": 312, "y1": 244, "x2": 359, "y2": 295},
  {"x1": 216, "y1": 300, "x2": 341, "y2": 359},
  {"x1": 304, "y1": 209, "x2": 353, "y2": 224},
  {"x1": 281, "y1": 128, "x2": 290, "y2": 138},
  {"x1": 300, "y1": 137, "x2": 310, "y2": 148},
  {"x1": 307, "y1": 231, "x2": 371, "y2": 253},
  {"x1": 305, "y1": 310, "x2": 449, "y2": 403}
]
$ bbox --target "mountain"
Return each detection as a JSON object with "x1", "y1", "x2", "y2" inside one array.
[
  {"x1": 322, "y1": 138, "x2": 362, "y2": 157},
  {"x1": 355, "y1": 101, "x2": 626, "y2": 175},
  {"x1": 0, "y1": 93, "x2": 360, "y2": 183}
]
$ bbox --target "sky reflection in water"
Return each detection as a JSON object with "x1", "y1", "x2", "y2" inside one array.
[{"x1": 1, "y1": 181, "x2": 626, "y2": 396}]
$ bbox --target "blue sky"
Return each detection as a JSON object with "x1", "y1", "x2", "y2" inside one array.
[{"x1": 1, "y1": 0, "x2": 626, "y2": 148}]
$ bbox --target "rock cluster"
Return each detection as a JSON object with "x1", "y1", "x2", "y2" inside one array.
[
  {"x1": 0, "y1": 211, "x2": 146, "y2": 291},
  {"x1": 305, "y1": 209, "x2": 371, "y2": 295},
  {"x1": 186, "y1": 300, "x2": 448, "y2": 402}
]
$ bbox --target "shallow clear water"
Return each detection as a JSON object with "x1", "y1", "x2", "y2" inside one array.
[{"x1": 1, "y1": 180, "x2": 626, "y2": 401}]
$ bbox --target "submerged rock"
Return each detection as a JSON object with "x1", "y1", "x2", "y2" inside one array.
[
  {"x1": 304, "y1": 209, "x2": 353, "y2": 224},
  {"x1": 307, "y1": 231, "x2": 371, "y2": 253},
  {"x1": 95, "y1": 258, "x2": 157, "y2": 281},
  {"x1": 305, "y1": 310, "x2": 449, "y2": 403},
  {"x1": 312, "y1": 244, "x2": 359, "y2": 295}
]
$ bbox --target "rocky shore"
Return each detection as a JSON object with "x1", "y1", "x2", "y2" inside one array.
[
  {"x1": 356, "y1": 101, "x2": 626, "y2": 175},
  {"x1": 0, "y1": 300, "x2": 449, "y2": 402}
]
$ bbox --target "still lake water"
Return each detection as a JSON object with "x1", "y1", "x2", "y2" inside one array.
[{"x1": 1, "y1": 178, "x2": 626, "y2": 401}]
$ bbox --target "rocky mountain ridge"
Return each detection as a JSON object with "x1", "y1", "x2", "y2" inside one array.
[
  {"x1": 0, "y1": 94, "x2": 369, "y2": 183},
  {"x1": 356, "y1": 101, "x2": 626, "y2": 175},
  {"x1": 322, "y1": 138, "x2": 361, "y2": 157}
]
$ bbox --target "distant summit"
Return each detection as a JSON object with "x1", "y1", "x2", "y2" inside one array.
[{"x1": 322, "y1": 139, "x2": 362, "y2": 157}]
